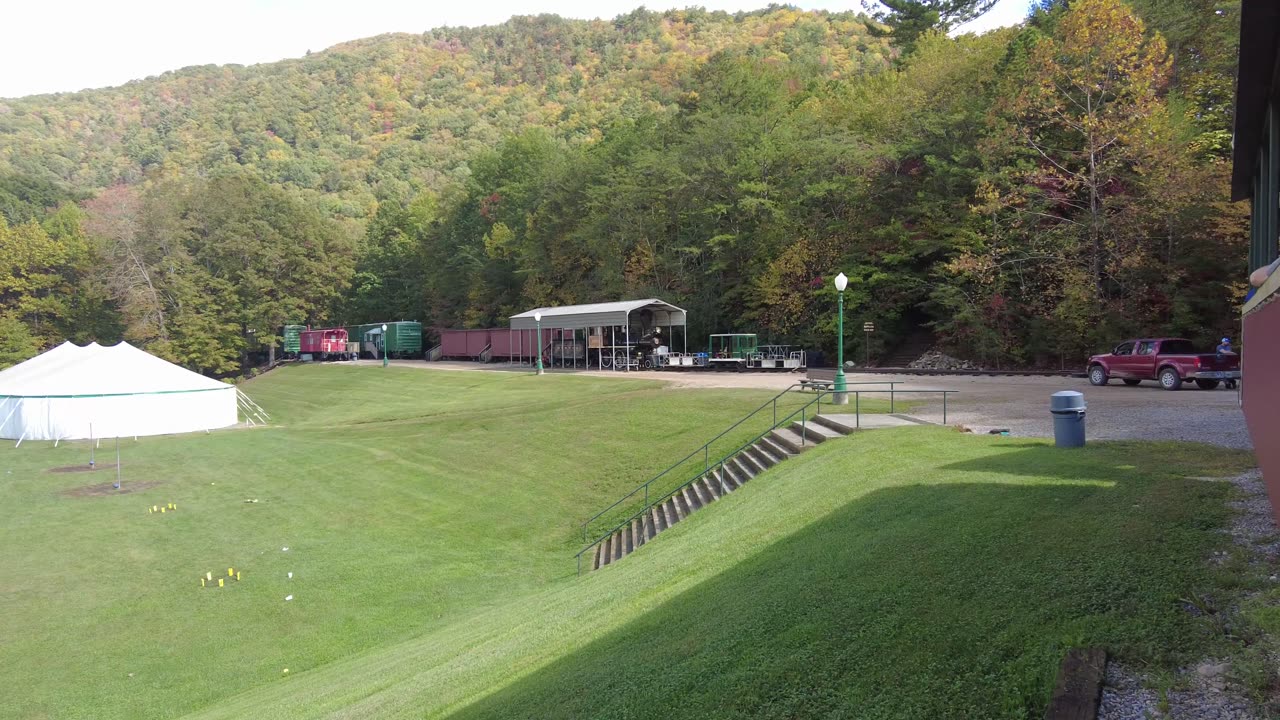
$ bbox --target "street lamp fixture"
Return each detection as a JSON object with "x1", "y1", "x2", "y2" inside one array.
[
  {"x1": 833, "y1": 272, "x2": 848, "y2": 405},
  {"x1": 381, "y1": 324, "x2": 388, "y2": 368},
  {"x1": 534, "y1": 312, "x2": 544, "y2": 375}
]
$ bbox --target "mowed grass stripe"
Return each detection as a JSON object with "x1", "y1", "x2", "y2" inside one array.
[
  {"x1": 183, "y1": 429, "x2": 1253, "y2": 719},
  {"x1": 0, "y1": 366, "x2": 816, "y2": 719}
]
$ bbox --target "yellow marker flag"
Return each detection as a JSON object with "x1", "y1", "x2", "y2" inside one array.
[
  {"x1": 206, "y1": 571, "x2": 212, "y2": 581},
  {"x1": 228, "y1": 568, "x2": 234, "y2": 577},
  {"x1": 218, "y1": 578, "x2": 224, "y2": 587},
  {"x1": 201, "y1": 578, "x2": 206, "y2": 587},
  {"x1": 161, "y1": 508, "x2": 166, "y2": 513},
  {"x1": 152, "y1": 505, "x2": 158, "y2": 512},
  {"x1": 236, "y1": 571, "x2": 241, "y2": 581}
]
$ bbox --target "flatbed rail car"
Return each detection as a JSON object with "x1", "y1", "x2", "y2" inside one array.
[
  {"x1": 751, "y1": 345, "x2": 806, "y2": 371},
  {"x1": 299, "y1": 328, "x2": 352, "y2": 360}
]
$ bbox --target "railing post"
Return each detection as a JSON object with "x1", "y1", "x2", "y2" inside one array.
[
  {"x1": 704, "y1": 445, "x2": 709, "y2": 472},
  {"x1": 801, "y1": 407, "x2": 806, "y2": 446},
  {"x1": 772, "y1": 397, "x2": 777, "y2": 426},
  {"x1": 645, "y1": 484, "x2": 649, "y2": 507},
  {"x1": 577, "y1": 554, "x2": 581, "y2": 576},
  {"x1": 855, "y1": 392, "x2": 860, "y2": 429},
  {"x1": 890, "y1": 386, "x2": 894, "y2": 414},
  {"x1": 943, "y1": 392, "x2": 948, "y2": 425}
]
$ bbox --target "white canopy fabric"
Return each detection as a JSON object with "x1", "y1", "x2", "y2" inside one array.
[{"x1": 0, "y1": 342, "x2": 238, "y2": 441}]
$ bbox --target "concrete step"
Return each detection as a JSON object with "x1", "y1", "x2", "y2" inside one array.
[
  {"x1": 758, "y1": 435, "x2": 794, "y2": 459},
  {"x1": 673, "y1": 492, "x2": 690, "y2": 520},
  {"x1": 632, "y1": 518, "x2": 644, "y2": 549},
  {"x1": 734, "y1": 455, "x2": 757, "y2": 480},
  {"x1": 601, "y1": 534, "x2": 613, "y2": 566},
  {"x1": 769, "y1": 427, "x2": 814, "y2": 454},
  {"x1": 712, "y1": 468, "x2": 736, "y2": 494},
  {"x1": 690, "y1": 479, "x2": 712, "y2": 507},
  {"x1": 593, "y1": 542, "x2": 603, "y2": 570},
  {"x1": 814, "y1": 413, "x2": 857, "y2": 434},
  {"x1": 649, "y1": 506, "x2": 663, "y2": 535},
  {"x1": 681, "y1": 485, "x2": 701, "y2": 513},
  {"x1": 788, "y1": 419, "x2": 843, "y2": 443},
  {"x1": 662, "y1": 498, "x2": 678, "y2": 527},
  {"x1": 700, "y1": 476, "x2": 722, "y2": 501},
  {"x1": 737, "y1": 448, "x2": 765, "y2": 475},
  {"x1": 747, "y1": 443, "x2": 778, "y2": 468}
]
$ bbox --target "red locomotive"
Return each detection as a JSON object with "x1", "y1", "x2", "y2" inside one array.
[{"x1": 299, "y1": 328, "x2": 351, "y2": 359}]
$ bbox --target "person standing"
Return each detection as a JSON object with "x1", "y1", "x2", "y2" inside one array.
[{"x1": 1217, "y1": 337, "x2": 1238, "y2": 389}]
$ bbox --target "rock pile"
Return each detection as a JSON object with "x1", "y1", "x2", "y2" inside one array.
[{"x1": 908, "y1": 349, "x2": 978, "y2": 371}]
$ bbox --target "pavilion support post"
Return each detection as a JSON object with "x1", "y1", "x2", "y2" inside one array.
[{"x1": 625, "y1": 312, "x2": 631, "y2": 372}]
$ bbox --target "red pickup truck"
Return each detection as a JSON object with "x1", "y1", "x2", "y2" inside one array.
[{"x1": 1087, "y1": 338, "x2": 1240, "y2": 390}]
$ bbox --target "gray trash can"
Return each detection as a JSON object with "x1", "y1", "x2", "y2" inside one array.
[{"x1": 1050, "y1": 391, "x2": 1086, "y2": 448}]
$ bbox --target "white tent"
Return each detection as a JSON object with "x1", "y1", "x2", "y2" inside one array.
[{"x1": 0, "y1": 341, "x2": 239, "y2": 441}]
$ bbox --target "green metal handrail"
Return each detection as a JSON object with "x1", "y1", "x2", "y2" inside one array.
[
  {"x1": 577, "y1": 381, "x2": 898, "y2": 542},
  {"x1": 574, "y1": 387, "x2": 959, "y2": 575}
]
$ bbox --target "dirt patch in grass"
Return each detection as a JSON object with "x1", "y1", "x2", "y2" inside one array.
[
  {"x1": 61, "y1": 480, "x2": 161, "y2": 497},
  {"x1": 47, "y1": 465, "x2": 101, "y2": 473}
]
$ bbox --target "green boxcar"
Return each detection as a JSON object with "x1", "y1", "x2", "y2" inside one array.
[
  {"x1": 282, "y1": 325, "x2": 305, "y2": 355},
  {"x1": 345, "y1": 321, "x2": 424, "y2": 358},
  {"x1": 386, "y1": 321, "x2": 423, "y2": 357}
]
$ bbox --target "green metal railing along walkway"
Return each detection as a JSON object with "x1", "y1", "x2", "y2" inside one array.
[{"x1": 575, "y1": 383, "x2": 956, "y2": 574}]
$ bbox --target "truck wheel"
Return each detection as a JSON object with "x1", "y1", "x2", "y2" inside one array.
[
  {"x1": 1122, "y1": 379, "x2": 1141, "y2": 386},
  {"x1": 1159, "y1": 368, "x2": 1183, "y2": 391},
  {"x1": 1088, "y1": 365, "x2": 1108, "y2": 386},
  {"x1": 1195, "y1": 379, "x2": 1220, "y2": 390}
]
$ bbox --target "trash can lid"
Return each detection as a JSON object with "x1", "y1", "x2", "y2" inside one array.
[{"x1": 1050, "y1": 390, "x2": 1086, "y2": 411}]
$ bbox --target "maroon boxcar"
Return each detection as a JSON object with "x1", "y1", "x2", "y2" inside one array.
[
  {"x1": 440, "y1": 329, "x2": 490, "y2": 359},
  {"x1": 300, "y1": 328, "x2": 349, "y2": 357}
]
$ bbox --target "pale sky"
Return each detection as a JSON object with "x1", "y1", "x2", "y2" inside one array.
[{"x1": 0, "y1": 0, "x2": 1033, "y2": 98}]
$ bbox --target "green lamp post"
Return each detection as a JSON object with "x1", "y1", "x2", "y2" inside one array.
[
  {"x1": 534, "y1": 312, "x2": 544, "y2": 375},
  {"x1": 381, "y1": 324, "x2": 388, "y2": 368},
  {"x1": 833, "y1": 272, "x2": 848, "y2": 405}
]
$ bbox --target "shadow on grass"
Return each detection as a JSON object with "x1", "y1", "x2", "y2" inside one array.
[
  {"x1": 445, "y1": 460, "x2": 1234, "y2": 720},
  {"x1": 940, "y1": 440, "x2": 1253, "y2": 483}
]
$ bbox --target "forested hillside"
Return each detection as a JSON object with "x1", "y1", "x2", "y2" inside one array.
[{"x1": 0, "y1": 1, "x2": 1248, "y2": 373}]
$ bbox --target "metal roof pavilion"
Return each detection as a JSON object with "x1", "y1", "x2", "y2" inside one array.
[{"x1": 509, "y1": 299, "x2": 686, "y2": 330}]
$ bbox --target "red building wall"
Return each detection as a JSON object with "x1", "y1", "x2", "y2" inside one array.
[{"x1": 1244, "y1": 297, "x2": 1280, "y2": 523}]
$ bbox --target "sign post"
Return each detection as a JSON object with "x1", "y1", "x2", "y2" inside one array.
[{"x1": 863, "y1": 322, "x2": 875, "y2": 367}]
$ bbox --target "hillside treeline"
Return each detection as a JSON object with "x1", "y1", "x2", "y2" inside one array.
[{"x1": 0, "y1": 1, "x2": 1248, "y2": 372}]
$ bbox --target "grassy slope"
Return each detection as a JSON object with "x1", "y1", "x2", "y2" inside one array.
[
  {"x1": 182, "y1": 419, "x2": 1254, "y2": 717},
  {"x1": 0, "y1": 366, "x2": 823, "y2": 719}
]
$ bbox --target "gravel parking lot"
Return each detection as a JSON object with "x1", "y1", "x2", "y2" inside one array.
[{"x1": 378, "y1": 361, "x2": 1253, "y2": 450}]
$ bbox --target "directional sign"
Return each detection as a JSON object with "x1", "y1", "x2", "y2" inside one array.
[{"x1": 863, "y1": 322, "x2": 875, "y2": 332}]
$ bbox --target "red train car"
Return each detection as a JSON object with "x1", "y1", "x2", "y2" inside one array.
[{"x1": 300, "y1": 328, "x2": 350, "y2": 358}]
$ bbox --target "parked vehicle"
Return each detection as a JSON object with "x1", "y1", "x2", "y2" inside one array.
[{"x1": 1087, "y1": 338, "x2": 1240, "y2": 390}]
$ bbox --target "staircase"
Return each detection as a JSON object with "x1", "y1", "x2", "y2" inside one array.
[
  {"x1": 589, "y1": 414, "x2": 856, "y2": 571},
  {"x1": 877, "y1": 330, "x2": 934, "y2": 369}
]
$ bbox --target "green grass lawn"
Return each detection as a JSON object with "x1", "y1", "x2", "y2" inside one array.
[{"x1": 0, "y1": 365, "x2": 1255, "y2": 719}]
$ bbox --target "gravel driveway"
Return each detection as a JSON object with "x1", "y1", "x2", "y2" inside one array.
[
  {"x1": 834, "y1": 373, "x2": 1254, "y2": 451},
  {"x1": 375, "y1": 361, "x2": 1253, "y2": 450}
]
